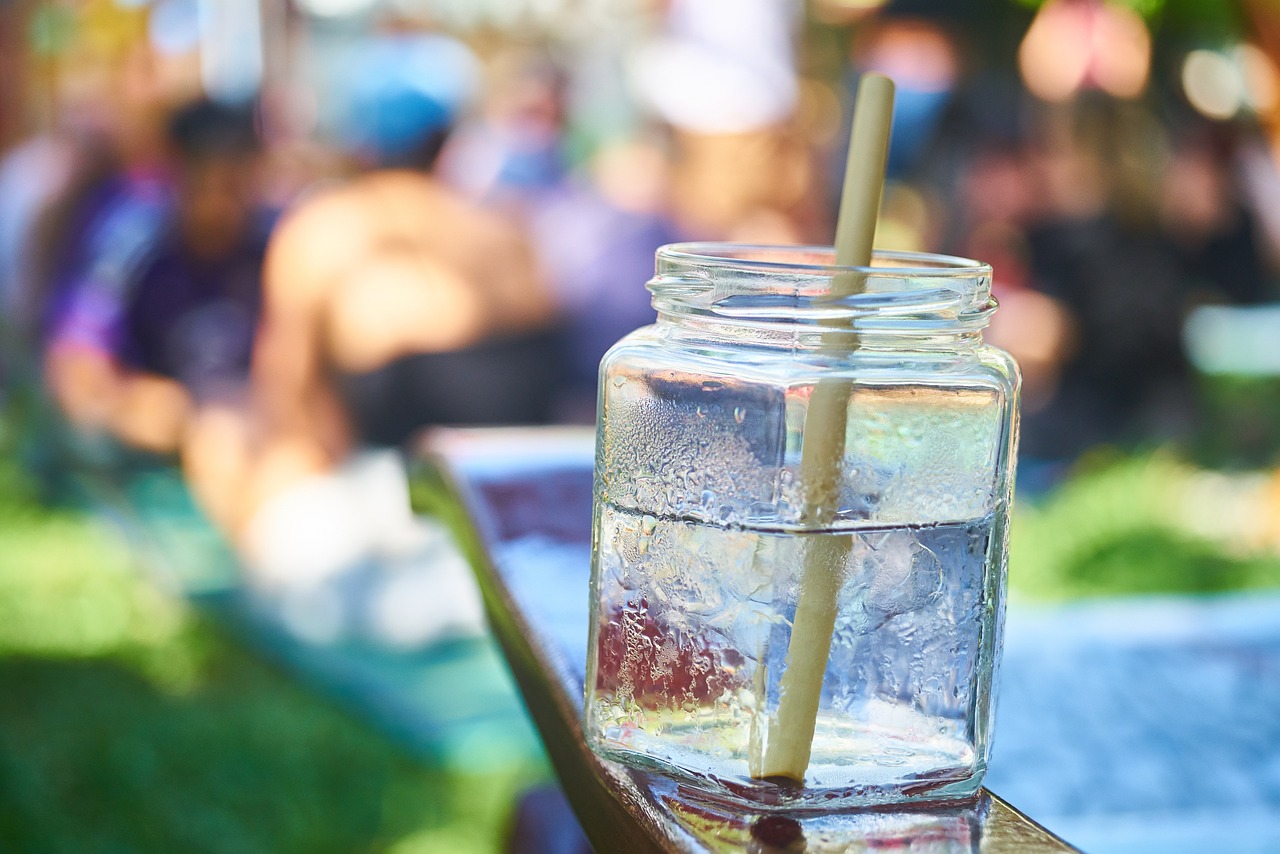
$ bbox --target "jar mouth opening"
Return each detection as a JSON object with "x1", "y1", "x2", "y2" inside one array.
[
  {"x1": 651, "y1": 243, "x2": 995, "y2": 337},
  {"x1": 657, "y1": 243, "x2": 991, "y2": 278}
]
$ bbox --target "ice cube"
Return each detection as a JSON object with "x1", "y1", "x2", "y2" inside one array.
[{"x1": 865, "y1": 529, "x2": 943, "y2": 619}]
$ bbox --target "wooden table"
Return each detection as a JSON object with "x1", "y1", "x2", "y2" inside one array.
[{"x1": 411, "y1": 427, "x2": 1078, "y2": 853}]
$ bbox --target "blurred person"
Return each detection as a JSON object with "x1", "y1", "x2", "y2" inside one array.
[
  {"x1": 43, "y1": 99, "x2": 270, "y2": 472},
  {"x1": 232, "y1": 34, "x2": 559, "y2": 646},
  {"x1": 40, "y1": 146, "x2": 171, "y2": 447},
  {"x1": 961, "y1": 147, "x2": 1077, "y2": 417},
  {"x1": 665, "y1": 126, "x2": 821, "y2": 243},
  {"x1": 120, "y1": 99, "x2": 270, "y2": 403},
  {"x1": 527, "y1": 132, "x2": 683, "y2": 419},
  {"x1": 946, "y1": 135, "x2": 1078, "y2": 415},
  {"x1": 909, "y1": 85, "x2": 1207, "y2": 462},
  {"x1": 252, "y1": 35, "x2": 558, "y2": 482},
  {"x1": 845, "y1": 16, "x2": 961, "y2": 182},
  {"x1": 0, "y1": 129, "x2": 114, "y2": 501},
  {"x1": 445, "y1": 49, "x2": 681, "y2": 418},
  {"x1": 1160, "y1": 123, "x2": 1274, "y2": 306},
  {"x1": 114, "y1": 99, "x2": 274, "y2": 532},
  {"x1": 630, "y1": 0, "x2": 822, "y2": 243},
  {"x1": 1017, "y1": 97, "x2": 1197, "y2": 459},
  {"x1": 847, "y1": 27, "x2": 1082, "y2": 421},
  {"x1": 440, "y1": 48, "x2": 570, "y2": 214},
  {"x1": 36, "y1": 41, "x2": 202, "y2": 451}
]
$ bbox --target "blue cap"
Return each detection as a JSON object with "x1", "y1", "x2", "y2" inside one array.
[{"x1": 343, "y1": 33, "x2": 478, "y2": 161}]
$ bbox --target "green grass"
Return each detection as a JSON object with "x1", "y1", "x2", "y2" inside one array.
[
  {"x1": 1009, "y1": 450, "x2": 1280, "y2": 599},
  {"x1": 0, "y1": 460, "x2": 535, "y2": 853}
]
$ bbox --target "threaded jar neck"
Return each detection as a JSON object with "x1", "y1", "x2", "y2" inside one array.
[{"x1": 649, "y1": 243, "x2": 995, "y2": 349}]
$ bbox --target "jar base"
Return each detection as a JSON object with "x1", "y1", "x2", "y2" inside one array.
[{"x1": 593, "y1": 741, "x2": 986, "y2": 812}]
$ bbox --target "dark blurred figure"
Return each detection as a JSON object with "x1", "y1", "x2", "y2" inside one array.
[
  {"x1": 1019, "y1": 98, "x2": 1196, "y2": 458},
  {"x1": 912, "y1": 83, "x2": 1277, "y2": 465},
  {"x1": 38, "y1": 97, "x2": 271, "y2": 528},
  {"x1": 116, "y1": 99, "x2": 273, "y2": 531},
  {"x1": 527, "y1": 134, "x2": 681, "y2": 420},
  {"x1": 1161, "y1": 121, "x2": 1273, "y2": 307},
  {"x1": 120, "y1": 98, "x2": 271, "y2": 416}
]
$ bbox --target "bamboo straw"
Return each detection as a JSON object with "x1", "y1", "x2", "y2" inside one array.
[{"x1": 757, "y1": 73, "x2": 895, "y2": 783}]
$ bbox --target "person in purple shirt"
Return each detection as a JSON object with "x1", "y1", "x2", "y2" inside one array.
[
  {"x1": 45, "y1": 97, "x2": 271, "y2": 520},
  {"x1": 40, "y1": 157, "x2": 170, "y2": 439},
  {"x1": 116, "y1": 99, "x2": 274, "y2": 531},
  {"x1": 118, "y1": 99, "x2": 271, "y2": 406}
]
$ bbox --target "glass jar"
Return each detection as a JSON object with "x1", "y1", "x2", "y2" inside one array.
[{"x1": 584, "y1": 244, "x2": 1019, "y2": 809}]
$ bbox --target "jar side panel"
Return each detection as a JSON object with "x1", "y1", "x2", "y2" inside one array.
[
  {"x1": 968, "y1": 345, "x2": 1020, "y2": 774},
  {"x1": 791, "y1": 381, "x2": 1009, "y2": 527},
  {"x1": 599, "y1": 340, "x2": 1015, "y2": 530},
  {"x1": 597, "y1": 343, "x2": 790, "y2": 528}
]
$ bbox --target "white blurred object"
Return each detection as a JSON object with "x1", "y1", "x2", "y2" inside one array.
[
  {"x1": 629, "y1": 0, "x2": 798, "y2": 133},
  {"x1": 242, "y1": 450, "x2": 486, "y2": 647},
  {"x1": 1184, "y1": 304, "x2": 1280, "y2": 376},
  {"x1": 295, "y1": 0, "x2": 378, "y2": 19},
  {"x1": 197, "y1": 0, "x2": 263, "y2": 103},
  {"x1": 1182, "y1": 49, "x2": 1245, "y2": 121},
  {"x1": 149, "y1": 0, "x2": 202, "y2": 55}
]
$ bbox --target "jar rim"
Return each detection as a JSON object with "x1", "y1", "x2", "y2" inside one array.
[{"x1": 657, "y1": 243, "x2": 992, "y2": 278}]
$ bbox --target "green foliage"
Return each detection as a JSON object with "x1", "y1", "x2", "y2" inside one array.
[
  {"x1": 1004, "y1": 0, "x2": 1248, "y2": 48},
  {"x1": 0, "y1": 460, "x2": 532, "y2": 853},
  {"x1": 1008, "y1": 0, "x2": 1166, "y2": 19},
  {"x1": 1010, "y1": 451, "x2": 1280, "y2": 599},
  {"x1": 1156, "y1": 0, "x2": 1245, "y2": 44},
  {"x1": 1190, "y1": 375, "x2": 1280, "y2": 470}
]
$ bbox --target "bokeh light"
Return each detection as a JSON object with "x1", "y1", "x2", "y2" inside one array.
[
  {"x1": 1180, "y1": 44, "x2": 1280, "y2": 121},
  {"x1": 1019, "y1": 0, "x2": 1150, "y2": 102},
  {"x1": 1240, "y1": 43, "x2": 1280, "y2": 113},
  {"x1": 147, "y1": 0, "x2": 200, "y2": 55}
]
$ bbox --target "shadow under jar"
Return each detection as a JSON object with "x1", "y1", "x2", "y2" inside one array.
[{"x1": 585, "y1": 244, "x2": 1020, "y2": 810}]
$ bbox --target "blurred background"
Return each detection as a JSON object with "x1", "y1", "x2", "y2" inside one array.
[{"x1": 2, "y1": 0, "x2": 1280, "y2": 851}]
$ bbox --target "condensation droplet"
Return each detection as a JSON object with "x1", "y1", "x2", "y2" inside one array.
[{"x1": 734, "y1": 406, "x2": 746, "y2": 424}]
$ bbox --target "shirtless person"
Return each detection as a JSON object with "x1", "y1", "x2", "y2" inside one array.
[{"x1": 226, "y1": 37, "x2": 559, "y2": 619}]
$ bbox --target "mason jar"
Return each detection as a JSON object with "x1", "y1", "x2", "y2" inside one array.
[{"x1": 584, "y1": 244, "x2": 1020, "y2": 809}]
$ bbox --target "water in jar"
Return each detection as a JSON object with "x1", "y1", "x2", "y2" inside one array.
[{"x1": 586, "y1": 499, "x2": 1001, "y2": 805}]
